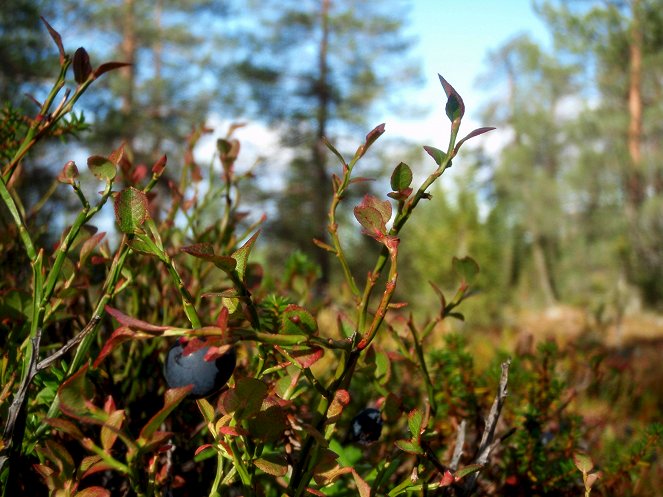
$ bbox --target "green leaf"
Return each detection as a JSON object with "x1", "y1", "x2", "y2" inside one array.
[
  {"x1": 247, "y1": 405, "x2": 287, "y2": 442},
  {"x1": 222, "y1": 377, "x2": 268, "y2": 419},
  {"x1": 423, "y1": 146, "x2": 447, "y2": 167},
  {"x1": 114, "y1": 187, "x2": 148, "y2": 234},
  {"x1": 390, "y1": 162, "x2": 413, "y2": 192},
  {"x1": 452, "y1": 256, "x2": 480, "y2": 284},
  {"x1": 394, "y1": 439, "x2": 423, "y2": 455},
  {"x1": 232, "y1": 230, "x2": 261, "y2": 280},
  {"x1": 254, "y1": 454, "x2": 288, "y2": 477},
  {"x1": 407, "y1": 408, "x2": 424, "y2": 438},
  {"x1": 280, "y1": 305, "x2": 318, "y2": 336},
  {"x1": 454, "y1": 463, "x2": 482, "y2": 479},
  {"x1": 87, "y1": 155, "x2": 117, "y2": 182},
  {"x1": 573, "y1": 453, "x2": 594, "y2": 473}
]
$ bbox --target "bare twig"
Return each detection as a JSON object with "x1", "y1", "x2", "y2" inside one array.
[
  {"x1": 462, "y1": 359, "x2": 511, "y2": 496},
  {"x1": 450, "y1": 420, "x2": 467, "y2": 472}
]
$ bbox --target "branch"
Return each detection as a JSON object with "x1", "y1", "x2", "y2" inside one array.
[{"x1": 462, "y1": 359, "x2": 511, "y2": 495}]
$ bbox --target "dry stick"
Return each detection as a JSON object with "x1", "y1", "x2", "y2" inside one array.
[
  {"x1": 462, "y1": 359, "x2": 511, "y2": 496},
  {"x1": 450, "y1": 420, "x2": 467, "y2": 472}
]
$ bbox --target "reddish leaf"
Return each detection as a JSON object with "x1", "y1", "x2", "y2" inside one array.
[
  {"x1": 74, "y1": 486, "x2": 111, "y2": 497},
  {"x1": 352, "y1": 469, "x2": 371, "y2": 497},
  {"x1": 327, "y1": 389, "x2": 350, "y2": 421},
  {"x1": 40, "y1": 17, "x2": 64, "y2": 64},
  {"x1": 356, "y1": 123, "x2": 386, "y2": 158},
  {"x1": 73, "y1": 47, "x2": 92, "y2": 84},
  {"x1": 100, "y1": 409, "x2": 125, "y2": 451},
  {"x1": 194, "y1": 444, "x2": 214, "y2": 457},
  {"x1": 79, "y1": 232, "x2": 106, "y2": 267},
  {"x1": 94, "y1": 326, "x2": 152, "y2": 368},
  {"x1": 93, "y1": 62, "x2": 131, "y2": 79},
  {"x1": 438, "y1": 74, "x2": 465, "y2": 122},
  {"x1": 440, "y1": 470, "x2": 454, "y2": 486},
  {"x1": 453, "y1": 127, "x2": 496, "y2": 156},
  {"x1": 138, "y1": 386, "x2": 192, "y2": 444},
  {"x1": 152, "y1": 154, "x2": 167, "y2": 176},
  {"x1": 57, "y1": 366, "x2": 107, "y2": 424},
  {"x1": 105, "y1": 306, "x2": 169, "y2": 332}
]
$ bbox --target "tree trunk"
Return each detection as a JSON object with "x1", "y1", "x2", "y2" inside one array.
[
  {"x1": 626, "y1": 0, "x2": 644, "y2": 209},
  {"x1": 312, "y1": 0, "x2": 332, "y2": 292}
]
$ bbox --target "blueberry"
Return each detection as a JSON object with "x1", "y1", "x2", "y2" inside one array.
[
  {"x1": 348, "y1": 407, "x2": 383, "y2": 444},
  {"x1": 163, "y1": 338, "x2": 236, "y2": 399}
]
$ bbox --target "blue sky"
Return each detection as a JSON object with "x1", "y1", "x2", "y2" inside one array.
[{"x1": 391, "y1": 0, "x2": 550, "y2": 144}]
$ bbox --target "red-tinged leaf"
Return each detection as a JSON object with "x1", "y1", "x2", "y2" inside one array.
[
  {"x1": 423, "y1": 146, "x2": 447, "y2": 167},
  {"x1": 73, "y1": 47, "x2": 92, "y2": 84},
  {"x1": 573, "y1": 453, "x2": 593, "y2": 473},
  {"x1": 285, "y1": 346, "x2": 324, "y2": 369},
  {"x1": 58, "y1": 161, "x2": 79, "y2": 184},
  {"x1": 586, "y1": 471, "x2": 602, "y2": 488},
  {"x1": 312, "y1": 238, "x2": 336, "y2": 253},
  {"x1": 40, "y1": 17, "x2": 64, "y2": 64},
  {"x1": 73, "y1": 486, "x2": 111, "y2": 497},
  {"x1": 407, "y1": 408, "x2": 424, "y2": 438},
  {"x1": 203, "y1": 344, "x2": 234, "y2": 361},
  {"x1": 44, "y1": 417, "x2": 84, "y2": 439},
  {"x1": 232, "y1": 230, "x2": 260, "y2": 280},
  {"x1": 114, "y1": 187, "x2": 149, "y2": 234},
  {"x1": 352, "y1": 468, "x2": 371, "y2": 497},
  {"x1": 194, "y1": 444, "x2": 214, "y2": 457},
  {"x1": 356, "y1": 123, "x2": 386, "y2": 158},
  {"x1": 219, "y1": 425, "x2": 247, "y2": 437},
  {"x1": 387, "y1": 188, "x2": 412, "y2": 201},
  {"x1": 180, "y1": 244, "x2": 237, "y2": 273},
  {"x1": 79, "y1": 455, "x2": 111, "y2": 478},
  {"x1": 138, "y1": 387, "x2": 192, "y2": 444},
  {"x1": 306, "y1": 489, "x2": 326, "y2": 497},
  {"x1": 280, "y1": 305, "x2": 318, "y2": 335},
  {"x1": 140, "y1": 431, "x2": 174, "y2": 453},
  {"x1": 100, "y1": 410, "x2": 125, "y2": 451},
  {"x1": 348, "y1": 176, "x2": 375, "y2": 185},
  {"x1": 453, "y1": 127, "x2": 496, "y2": 156},
  {"x1": 152, "y1": 154, "x2": 167, "y2": 176},
  {"x1": 33, "y1": 463, "x2": 53, "y2": 480},
  {"x1": 41, "y1": 439, "x2": 75, "y2": 474},
  {"x1": 93, "y1": 326, "x2": 152, "y2": 368},
  {"x1": 57, "y1": 366, "x2": 107, "y2": 424},
  {"x1": 254, "y1": 454, "x2": 288, "y2": 477},
  {"x1": 221, "y1": 377, "x2": 268, "y2": 419},
  {"x1": 93, "y1": 62, "x2": 131, "y2": 79},
  {"x1": 328, "y1": 389, "x2": 351, "y2": 420},
  {"x1": 438, "y1": 74, "x2": 465, "y2": 122},
  {"x1": 440, "y1": 470, "x2": 454, "y2": 486},
  {"x1": 79, "y1": 232, "x2": 106, "y2": 267},
  {"x1": 105, "y1": 306, "x2": 169, "y2": 332},
  {"x1": 103, "y1": 396, "x2": 115, "y2": 414}
]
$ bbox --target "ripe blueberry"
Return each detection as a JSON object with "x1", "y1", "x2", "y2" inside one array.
[
  {"x1": 348, "y1": 407, "x2": 383, "y2": 444},
  {"x1": 163, "y1": 338, "x2": 236, "y2": 399}
]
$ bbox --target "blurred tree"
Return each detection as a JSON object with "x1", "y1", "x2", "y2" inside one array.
[
  {"x1": 57, "y1": 0, "x2": 234, "y2": 165},
  {"x1": 480, "y1": 35, "x2": 578, "y2": 307},
  {"x1": 538, "y1": 0, "x2": 663, "y2": 306},
  {"x1": 0, "y1": 0, "x2": 57, "y2": 103},
  {"x1": 229, "y1": 0, "x2": 420, "y2": 291}
]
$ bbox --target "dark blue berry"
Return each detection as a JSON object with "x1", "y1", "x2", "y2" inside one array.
[
  {"x1": 163, "y1": 338, "x2": 236, "y2": 399},
  {"x1": 348, "y1": 407, "x2": 383, "y2": 444}
]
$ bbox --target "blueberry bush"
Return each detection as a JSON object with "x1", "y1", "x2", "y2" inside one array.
[{"x1": 1, "y1": 20, "x2": 661, "y2": 497}]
